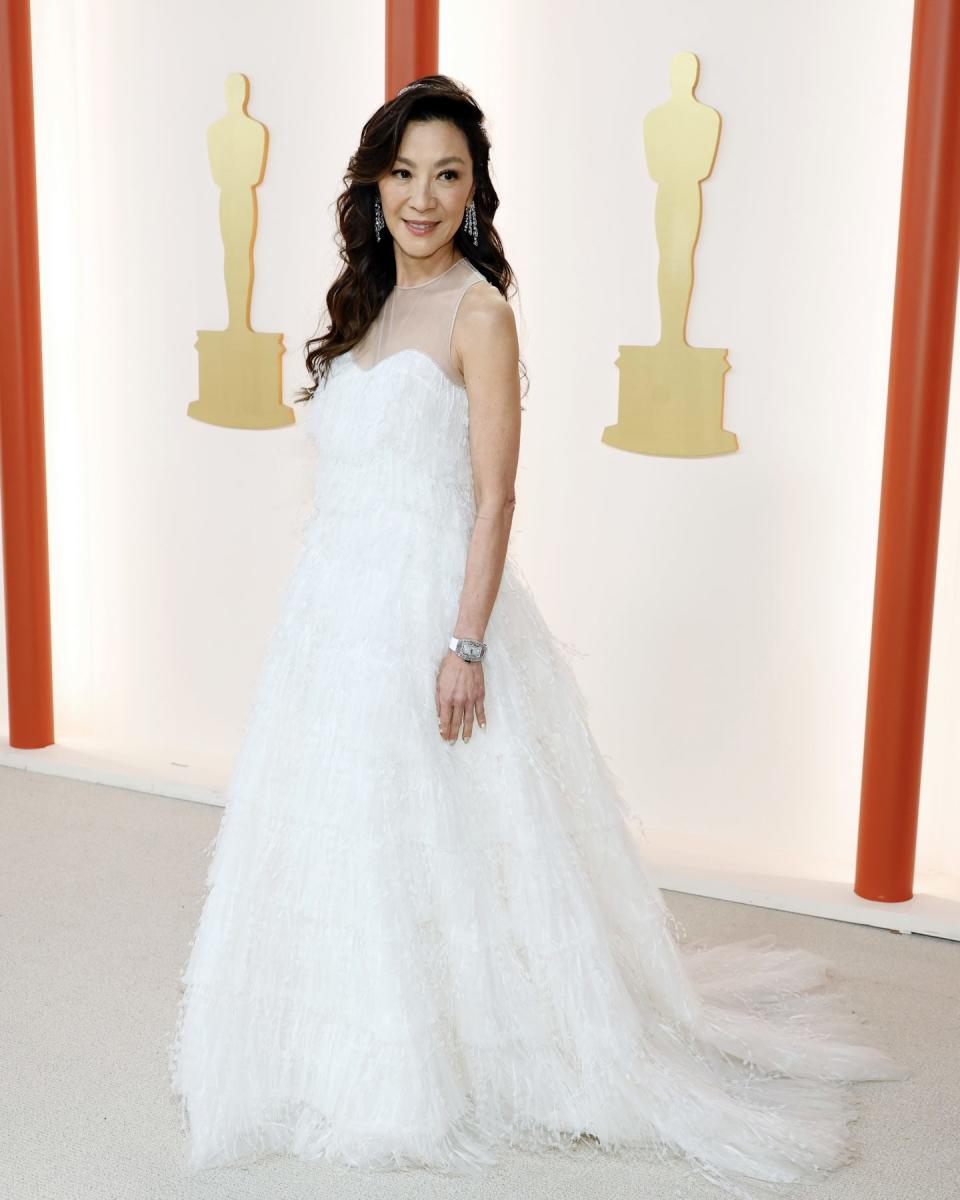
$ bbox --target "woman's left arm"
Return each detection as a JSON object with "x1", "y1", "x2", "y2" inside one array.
[{"x1": 435, "y1": 294, "x2": 522, "y2": 743}]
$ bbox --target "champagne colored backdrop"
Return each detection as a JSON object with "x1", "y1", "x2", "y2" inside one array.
[{"x1": 8, "y1": 0, "x2": 958, "y2": 933}]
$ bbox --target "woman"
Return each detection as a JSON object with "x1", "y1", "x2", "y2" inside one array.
[{"x1": 168, "y1": 75, "x2": 905, "y2": 1197}]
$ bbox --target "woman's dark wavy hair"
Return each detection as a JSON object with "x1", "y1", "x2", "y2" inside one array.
[{"x1": 296, "y1": 74, "x2": 528, "y2": 405}]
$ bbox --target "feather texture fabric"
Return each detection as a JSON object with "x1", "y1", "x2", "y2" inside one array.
[{"x1": 168, "y1": 301, "x2": 906, "y2": 1198}]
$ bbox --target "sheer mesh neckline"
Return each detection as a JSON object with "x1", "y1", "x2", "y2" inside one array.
[
  {"x1": 351, "y1": 256, "x2": 488, "y2": 387},
  {"x1": 394, "y1": 256, "x2": 466, "y2": 290}
]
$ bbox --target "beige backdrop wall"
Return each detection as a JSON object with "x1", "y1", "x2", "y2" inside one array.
[{"x1": 11, "y1": 0, "x2": 957, "y2": 916}]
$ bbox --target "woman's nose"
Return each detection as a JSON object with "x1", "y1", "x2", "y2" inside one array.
[{"x1": 413, "y1": 184, "x2": 436, "y2": 207}]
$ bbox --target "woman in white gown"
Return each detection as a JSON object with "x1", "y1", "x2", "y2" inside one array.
[{"x1": 168, "y1": 75, "x2": 906, "y2": 1197}]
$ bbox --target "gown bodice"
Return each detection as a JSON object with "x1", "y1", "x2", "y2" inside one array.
[{"x1": 303, "y1": 255, "x2": 495, "y2": 541}]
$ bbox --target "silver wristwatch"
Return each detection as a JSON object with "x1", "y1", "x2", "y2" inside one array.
[{"x1": 448, "y1": 634, "x2": 487, "y2": 662}]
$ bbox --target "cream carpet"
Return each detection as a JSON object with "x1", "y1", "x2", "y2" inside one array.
[{"x1": 1, "y1": 764, "x2": 955, "y2": 1200}]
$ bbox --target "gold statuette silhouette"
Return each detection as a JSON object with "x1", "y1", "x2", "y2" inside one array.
[
  {"x1": 602, "y1": 52, "x2": 737, "y2": 457},
  {"x1": 188, "y1": 73, "x2": 291, "y2": 429}
]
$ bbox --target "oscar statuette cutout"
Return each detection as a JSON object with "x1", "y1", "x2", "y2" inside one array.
[
  {"x1": 602, "y1": 51, "x2": 737, "y2": 457},
  {"x1": 188, "y1": 73, "x2": 291, "y2": 429}
]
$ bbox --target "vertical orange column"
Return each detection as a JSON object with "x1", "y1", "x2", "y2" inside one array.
[
  {"x1": 385, "y1": 0, "x2": 438, "y2": 100},
  {"x1": 854, "y1": 0, "x2": 960, "y2": 902},
  {"x1": 0, "y1": 0, "x2": 54, "y2": 749}
]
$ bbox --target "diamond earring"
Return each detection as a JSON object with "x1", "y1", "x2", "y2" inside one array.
[
  {"x1": 374, "y1": 193, "x2": 385, "y2": 243},
  {"x1": 462, "y1": 199, "x2": 478, "y2": 246}
]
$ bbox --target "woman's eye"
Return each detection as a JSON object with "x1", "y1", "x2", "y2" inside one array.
[{"x1": 391, "y1": 169, "x2": 459, "y2": 181}]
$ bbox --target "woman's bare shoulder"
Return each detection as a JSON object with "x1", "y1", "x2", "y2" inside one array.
[{"x1": 453, "y1": 276, "x2": 516, "y2": 375}]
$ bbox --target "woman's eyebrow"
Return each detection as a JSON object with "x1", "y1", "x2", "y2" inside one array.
[{"x1": 394, "y1": 155, "x2": 467, "y2": 167}]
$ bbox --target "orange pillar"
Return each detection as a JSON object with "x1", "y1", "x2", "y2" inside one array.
[
  {"x1": 385, "y1": 0, "x2": 438, "y2": 101},
  {"x1": 854, "y1": 0, "x2": 960, "y2": 902},
  {"x1": 0, "y1": 0, "x2": 54, "y2": 749}
]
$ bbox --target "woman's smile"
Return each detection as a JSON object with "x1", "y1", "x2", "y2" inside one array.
[{"x1": 403, "y1": 218, "x2": 440, "y2": 235}]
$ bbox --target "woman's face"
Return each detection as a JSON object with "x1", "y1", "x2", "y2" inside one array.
[{"x1": 378, "y1": 119, "x2": 475, "y2": 258}]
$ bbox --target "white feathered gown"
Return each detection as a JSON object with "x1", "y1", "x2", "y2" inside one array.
[{"x1": 167, "y1": 256, "x2": 906, "y2": 1198}]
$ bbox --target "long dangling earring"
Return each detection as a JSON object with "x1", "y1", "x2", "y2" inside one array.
[
  {"x1": 462, "y1": 200, "x2": 478, "y2": 246},
  {"x1": 374, "y1": 194, "x2": 385, "y2": 243}
]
